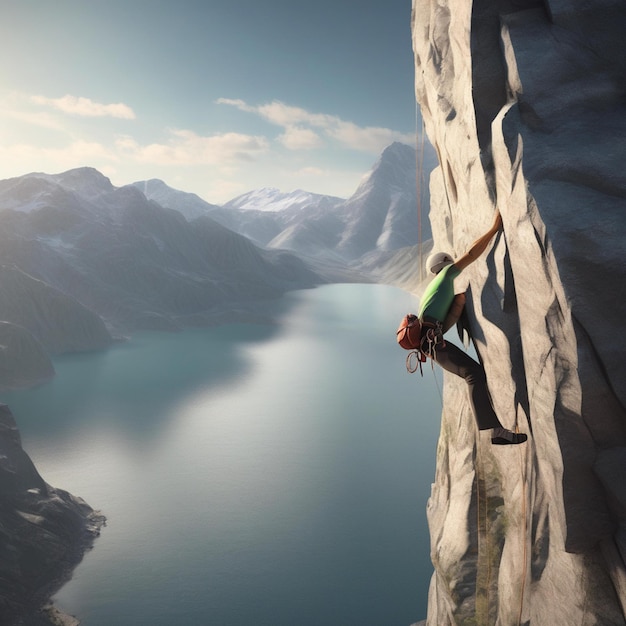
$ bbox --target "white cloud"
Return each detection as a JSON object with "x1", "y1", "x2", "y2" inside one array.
[
  {"x1": 1, "y1": 109, "x2": 65, "y2": 131},
  {"x1": 217, "y1": 98, "x2": 414, "y2": 154},
  {"x1": 326, "y1": 120, "x2": 414, "y2": 153},
  {"x1": 278, "y1": 126, "x2": 323, "y2": 150},
  {"x1": 218, "y1": 98, "x2": 334, "y2": 130},
  {"x1": 115, "y1": 129, "x2": 270, "y2": 165},
  {"x1": 215, "y1": 98, "x2": 253, "y2": 112},
  {"x1": 31, "y1": 94, "x2": 136, "y2": 119},
  {"x1": 295, "y1": 166, "x2": 325, "y2": 176},
  {"x1": 257, "y1": 101, "x2": 334, "y2": 128},
  {"x1": 0, "y1": 140, "x2": 118, "y2": 175}
]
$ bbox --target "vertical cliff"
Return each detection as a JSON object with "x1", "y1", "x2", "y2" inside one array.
[{"x1": 412, "y1": 1, "x2": 626, "y2": 623}]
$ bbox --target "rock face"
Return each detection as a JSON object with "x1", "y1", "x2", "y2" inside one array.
[
  {"x1": 412, "y1": 1, "x2": 626, "y2": 624},
  {"x1": 0, "y1": 404, "x2": 104, "y2": 625}
]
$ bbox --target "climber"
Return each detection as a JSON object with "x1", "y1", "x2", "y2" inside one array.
[{"x1": 411, "y1": 210, "x2": 526, "y2": 445}]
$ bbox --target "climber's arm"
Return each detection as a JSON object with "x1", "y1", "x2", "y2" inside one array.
[
  {"x1": 442, "y1": 293, "x2": 466, "y2": 333},
  {"x1": 454, "y1": 211, "x2": 502, "y2": 272}
]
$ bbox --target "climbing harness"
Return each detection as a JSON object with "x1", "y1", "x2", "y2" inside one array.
[
  {"x1": 421, "y1": 319, "x2": 446, "y2": 361},
  {"x1": 396, "y1": 316, "x2": 446, "y2": 375}
]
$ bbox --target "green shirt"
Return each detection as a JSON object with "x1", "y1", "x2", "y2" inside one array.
[{"x1": 418, "y1": 264, "x2": 461, "y2": 322}]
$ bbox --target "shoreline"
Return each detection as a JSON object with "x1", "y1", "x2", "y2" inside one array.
[{"x1": 40, "y1": 604, "x2": 80, "y2": 626}]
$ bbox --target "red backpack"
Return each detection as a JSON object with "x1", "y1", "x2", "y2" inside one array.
[
  {"x1": 396, "y1": 314, "x2": 427, "y2": 373},
  {"x1": 396, "y1": 314, "x2": 422, "y2": 350}
]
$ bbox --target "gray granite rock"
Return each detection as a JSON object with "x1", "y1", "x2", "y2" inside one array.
[{"x1": 412, "y1": 1, "x2": 626, "y2": 623}]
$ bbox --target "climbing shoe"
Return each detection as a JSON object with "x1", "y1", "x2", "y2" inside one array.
[{"x1": 491, "y1": 427, "x2": 527, "y2": 445}]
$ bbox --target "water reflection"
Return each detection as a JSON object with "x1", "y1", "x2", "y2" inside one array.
[{"x1": 0, "y1": 284, "x2": 439, "y2": 626}]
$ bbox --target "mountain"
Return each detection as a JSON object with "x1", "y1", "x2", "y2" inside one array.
[
  {"x1": 0, "y1": 321, "x2": 54, "y2": 391},
  {"x1": 0, "y1": 264, "x2": 113, "y2": 354},
  {"x1": 132, "y1": 178, "x2": 221, "y2": 220},
  {"x1": 222, "y1": 187, "x2": 344, "y2": 213},
  {"x1": 334, "y1": 142, "x2": 424, "y2": 258},
  {"x1": 136, "y1": 142, "x2": 435, "y2": 266},
  {"x1": 413, "y1": 2, "x2": 626, "y2": 624},
  {"x1": 0, "y1": 167, "x2": 322, "y2": 354},
  {"x1": 0, "y1": 264, "x2": 114, "y2": 392},
  {"x1": 138, "y1": 181, "x2": 348, "y2": 254}
]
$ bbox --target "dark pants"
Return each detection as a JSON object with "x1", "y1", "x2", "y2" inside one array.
[{"x1": 426, "y1": 340, "x2": 503, "y2": 430}]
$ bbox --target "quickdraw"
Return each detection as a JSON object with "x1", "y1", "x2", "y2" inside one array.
[
  {"x1": 405, "y1": 320, "x2": 446, "y2": 374},
  {"x1": 422, "y1": 321, "x2": 446, "y2": 360}
]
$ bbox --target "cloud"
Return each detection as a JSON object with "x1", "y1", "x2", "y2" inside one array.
[
  {"x1": 116, "y1": 129, "x2": 270, "y2": 165},
  {"x1": 257, "y1": 101, "x2": 334, "y2": 129},
  {"x1": 217, "y1": 98, "x2": 414, "y2": 153},
  {"x1": 295, "y1": 166, "x2": 325, "y2": 176},
  {"x1": 0, "y1": 140, "x2": 118, "y2": 174},
  {"x1": 326, "y1": 120, "x2": 414, "y2": 153},
  {"x1": 31, "y1": 94, "x2": 136, "y2": 119},
  {"x1": 278, "y1": 126, "x2": 323, "y2": 150},
  {"x1": 0, "y1": 108, "x2": 66, "y2": 131}
]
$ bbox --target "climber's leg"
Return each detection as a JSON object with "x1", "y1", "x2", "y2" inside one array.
[
  {"x1": 427, "y1": 341, "x2": 503, "y2": 430},
  {"x1": 428, "y1": 341, "x2": 527, "y2": 444}
]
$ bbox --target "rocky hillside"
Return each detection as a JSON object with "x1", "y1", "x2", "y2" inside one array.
[
  {"x1": 412, "y1": 1, "x2": 626, "y2": 624},
  {"x1": 0, "y1": 169, "x2": 322, "y2": 334},
  {"x1": 0, "y1": 404, "x2": 104, "y2": 625}
]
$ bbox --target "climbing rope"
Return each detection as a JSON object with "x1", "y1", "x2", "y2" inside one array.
[
  {"x1": 474, "y1": 415, "x2": 531, "y2": 626},
  {"x1": 415, "y1": 102, "x2": 427, "y2": 283},
  {"x1": 475, "y1": 432, "x2": 493, "y2": 623},
  {"x1": 516, "y1": 423, "x2": 530, "y2": 625},
  {"x1": 411, "y1": 111, "x2": 532, "y2": 620}
]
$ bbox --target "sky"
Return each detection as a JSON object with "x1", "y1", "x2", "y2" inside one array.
[{"x1": 0, "y1": 0, "x2": 418, "y2": 204}]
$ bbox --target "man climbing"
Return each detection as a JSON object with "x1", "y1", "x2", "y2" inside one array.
[{"x1": 407, "y1": 210, "x2": 527, "y2": 445}]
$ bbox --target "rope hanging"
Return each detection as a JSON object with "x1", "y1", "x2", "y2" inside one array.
[{"x1": 415, "y1": 101, "x2": 427, "y2": 283}]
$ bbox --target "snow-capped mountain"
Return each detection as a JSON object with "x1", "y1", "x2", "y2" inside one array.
[
  {"x1": 222, "y1": 187, "x2": 345, "y2": 213},
  {"x1": 136, "y1": 141, "x2": 433, "y2": 264}
]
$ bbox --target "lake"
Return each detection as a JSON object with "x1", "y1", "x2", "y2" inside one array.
[{"x1": 0, "y1": 283, "x2": 443, "y2": 626}]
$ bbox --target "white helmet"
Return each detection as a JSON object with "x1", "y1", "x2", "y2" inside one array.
[{"x1": 426, "y1": 251, "x2": 454, "y2": 275}]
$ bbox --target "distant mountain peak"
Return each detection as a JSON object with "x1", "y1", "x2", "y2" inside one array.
[
  {"x1": 132, "y1": 178, "x2": 220, "y2": 220},
  {"x1": 44, "y1": 167, "x2": 115, "y2": 196},
  {"x1": 223, "y1": 187, "x2": 345, "y2": 212}
]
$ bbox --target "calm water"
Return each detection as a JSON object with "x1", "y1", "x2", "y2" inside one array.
[{"x1": 0, "y1": 284, "x2": 442, "y2": 626}]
